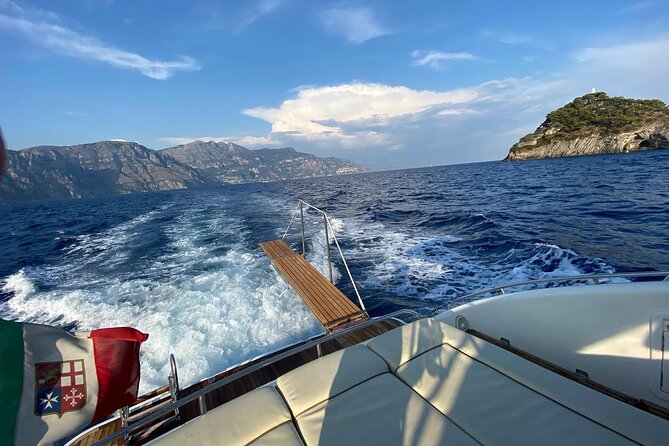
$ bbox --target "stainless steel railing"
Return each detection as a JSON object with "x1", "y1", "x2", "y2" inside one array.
[
  {"x1": 443, "y1": 270, "x2": 669, "y2": 310},
  {"x1": 83, "y1": 309, "x2": 421, "y2": 446},
  {"x1": 282, "y1": 199, "x2": 366, "y2": 314}
]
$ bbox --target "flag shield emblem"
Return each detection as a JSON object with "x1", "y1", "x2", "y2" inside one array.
[{"x1": 35, "y1": 360, "x2": 87, "y2": 417}]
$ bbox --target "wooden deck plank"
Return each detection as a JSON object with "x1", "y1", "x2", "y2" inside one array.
[
  {"x1": 259, "y1": 239, "x2": 295, "y2": 259},
  {"x1": 291, "y1": 255, "x2": 358, "y2": 316},
  {"x1": 261, "y1": 239, "x2": 366, "y2": 329},
  {"x1": 281, "y1": 258, "x2": 349, "y2": 321}
]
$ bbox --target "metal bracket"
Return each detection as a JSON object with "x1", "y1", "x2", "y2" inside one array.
[
  {"x1": 455, "y1": 315, "x2": 470, "y2": 331},
  {"x1": 575, "y1": 369, "x2": 589, "y2": 380}
]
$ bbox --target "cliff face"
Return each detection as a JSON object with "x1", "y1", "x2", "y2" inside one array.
[
  {"x1": 1, "y1": 141, "x2": 207, "y2": 202},
  {"x1": 162, "y1": 141, "x2": 368, "y2": 183},
  {"x1": 0, "y1": 140, "x2": 368, "y2": 203},
  {"x1": 505, "y1": 93, "x2": 669, "y2": 161}
]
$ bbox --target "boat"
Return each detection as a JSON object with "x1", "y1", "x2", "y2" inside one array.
[{"x1": 66, "y1": 201, "x2": 669, "y2": 445}]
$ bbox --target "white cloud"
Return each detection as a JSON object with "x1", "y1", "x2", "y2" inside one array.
[
  {"x1": 320, "y1": 7, "x2": 391, "y2": 44},
  {"x1": 237, "y1": 0, "x2": 283, "y2": 31},
  {"x1": 411, "y1": 50, "x2": 477, "y2": 68},
  {"x1": 157, "y1": 135, "x2": 279, "y2": 148},
  {"x1": 0, "y1": 5, "x2": 201, "y2": 79},
  {"x1": 573, "y1": 35, "x2": 669, "y2": 70},
  {"x1": 242, "y1": 83, "x2": 479, "y2": 143}
]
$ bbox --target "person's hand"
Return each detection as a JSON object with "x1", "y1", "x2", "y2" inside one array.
[{"x1": 0, "y1": 129, "x2": 5, "y2": 177}]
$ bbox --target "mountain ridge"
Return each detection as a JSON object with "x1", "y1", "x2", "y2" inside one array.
[{"x1": 0, "y1": 140, "x2": 368, "y2": 203}]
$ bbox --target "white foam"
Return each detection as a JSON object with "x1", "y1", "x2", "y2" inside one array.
[
  {"x1": 1, "y1": 203, "x2": 322, "y2": 392},
  {"x1": 2, "y1": 269, "x2": 36, "y2": 300},
  {"x1": 339, "y1": 217, "x2": 626, "y2": 301}
]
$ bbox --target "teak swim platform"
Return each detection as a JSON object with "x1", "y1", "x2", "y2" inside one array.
[
  {"x1": 259, "y1": 239, "x2": 367, "y2": 330},
  {"x1": 259, "y1": 200, "x2": 369, "y2": 331}
]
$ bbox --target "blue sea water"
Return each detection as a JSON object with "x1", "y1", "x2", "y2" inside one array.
[{"x1": 1, "y1": 150, "x2": 668, "y2": 391}]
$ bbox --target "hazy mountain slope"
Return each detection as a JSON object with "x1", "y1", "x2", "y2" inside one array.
[
  {"x1": 162, "y1": 141, "x2": 368, "y2": 183},
  {"x1": 0, "y1": 140, "x2": 368, "y2": 203}
]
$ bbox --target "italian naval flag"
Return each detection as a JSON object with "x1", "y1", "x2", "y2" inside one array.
[{"x1": 0, "y1": 319, "x2": 148, "y2": 446}]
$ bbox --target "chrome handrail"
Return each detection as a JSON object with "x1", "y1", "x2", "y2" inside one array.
[
  {"x1": 443, "y1": 271, "x2": 669, "y2": 310},
  {"x1": 282, "y1": 199, "x2": 366, "y2": 314},
  {"x1": 85, "y1": 309, "x2": 421, "y2": 446}
]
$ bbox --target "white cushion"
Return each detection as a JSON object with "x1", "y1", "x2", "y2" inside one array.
[
  {"x1": 248, "y1": 422, "x2": 304, "y2": 445},
  {"x1": 366, "y1": 317, "x2": 451, "y2": 372},
  {"x1": 146, "y1": 386, "x2": 303, "y2": 446},
  {"x1": 398, "y1": 342, "x2": 634, "y2": 445},
  {"x1": 277, "y1": 344, "x2": 389, "y2": 416},
  {"x1": 369, "y1": 318, "x2": 668, "y2": 445},
  {"x1": 295, "y1": 373, "x2": 478, "y2": 446}
]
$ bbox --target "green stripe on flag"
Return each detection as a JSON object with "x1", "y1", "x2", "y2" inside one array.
[{"x1": 0, "y1": 319, "x2": 25, "y2": 443}]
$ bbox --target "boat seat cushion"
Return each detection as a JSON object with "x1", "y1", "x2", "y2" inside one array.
[
  {"x1": 247, "y1": 422, "x2": 304, "y2": 445},
  {"x1": 276, "y1": 343, "x2": 389, "y2": 416},
  {"x1": 369, "y1": 319, "x2": 668, "y2": 445},
  {"x1": 293, "y1": 371, "x2": 478, "y2": 446},
  {"x1": 366, "y1": 317, "x2": 452, "y2": 372},
  {"x1": 146, "y1": 386, "x2": 303, "y2": 446}
]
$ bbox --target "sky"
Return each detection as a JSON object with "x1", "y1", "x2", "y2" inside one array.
[{"x1": 1, "y1": 0, "x2": 668, "y2": 170}]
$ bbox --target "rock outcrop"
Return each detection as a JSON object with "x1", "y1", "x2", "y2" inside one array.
[
  {"x1": 505, "y1": 92, "x2": 669, "y2": 161},
  {"x1": 0, "y1": 140, "x2": 368, "y2": 203}
]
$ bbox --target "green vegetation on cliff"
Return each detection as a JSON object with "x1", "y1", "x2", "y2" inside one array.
[
  {"x1": 542, "y1": 92, "x2": 668, "y2": 137},
  {"x1": 508, "y1": 92, "x2": 669, "y2": 158}
]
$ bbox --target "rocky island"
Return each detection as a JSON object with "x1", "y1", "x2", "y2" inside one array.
[
  {"x1": 505, "y1": 92, "x2": 669, "y2": 161},
  {"x1": 0, "y1": 140, "x2": 368, "y2": 203}
]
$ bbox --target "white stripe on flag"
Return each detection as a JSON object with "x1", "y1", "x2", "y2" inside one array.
[{"x1": 16, "y1": 323, "x2": 100, "y2": 446}]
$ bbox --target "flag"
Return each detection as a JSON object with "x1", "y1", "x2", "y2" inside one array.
[{"x1": 0, "y1": 319, "x2": 148, "y2": 445}]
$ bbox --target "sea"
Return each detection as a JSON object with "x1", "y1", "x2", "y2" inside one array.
[{"x1": 1, "y1": 150, "x2": 668, "y2": 392}]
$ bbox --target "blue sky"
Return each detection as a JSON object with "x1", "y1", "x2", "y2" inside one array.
[{"x1": 1, "y1": 0, "x2": 668, "y2": 169}]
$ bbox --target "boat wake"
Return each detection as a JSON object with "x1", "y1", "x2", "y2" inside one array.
[{"x1": 1, "y1": 201, "x2": 321, "y2": 392}]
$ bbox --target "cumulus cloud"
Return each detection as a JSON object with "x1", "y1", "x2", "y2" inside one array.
[
  {"x1": 0, "y1": 3, "x2": 201, "y2": 79},
  {"x1": 411, "y1": 50, "x2": 478, "y2": 68},
  {"x1": 237, "y1": 77, "x2": 572, "y2": 167},
  {"x1": 320, "y1": 7, "x2": 391, "y2": 44},
  {"x1": 242, "y1": 83, "x2": 480, "y2": 142}
]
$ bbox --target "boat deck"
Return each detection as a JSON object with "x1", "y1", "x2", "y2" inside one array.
[{"x1": 259, "y1": 239, "x2": 367, "y2": 330}]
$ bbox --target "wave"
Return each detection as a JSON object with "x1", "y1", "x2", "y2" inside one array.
[{"x1": 339, "y1": 217, "x2": 626, "y2": 304}]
